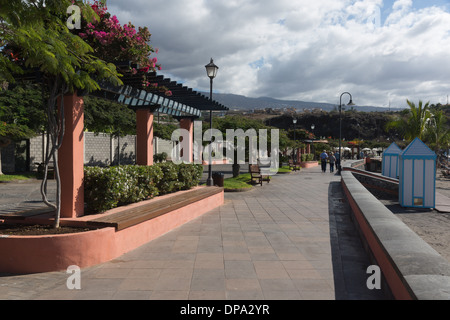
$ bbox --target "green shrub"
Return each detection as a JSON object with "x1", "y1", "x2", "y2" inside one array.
[
  {"x1": 153, "y1": 152, "x2": 168, "y2": 163},
  {"x1": 177, "y1": 163, "x2": 203, "y2": 190},
  {"x1": 124, "y1": 165, "x2": 163, "y2": 203},
  {"x1": 84, "y1": 163, "x2": 203, "y2": 214},
  {"x1": 155, "y1": 162, "x2": 182, "y2": 195},
  {"x1": 301, "y1": 153, "x2": 314, "y2": 162},
  {"x1": 84, "y1": 165, "x2": 163, "y2": 213},
  {"x1": 84, "y1": 166, "x2": 121, "y2": 213}
]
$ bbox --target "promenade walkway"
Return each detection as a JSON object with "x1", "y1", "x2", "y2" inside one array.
[{"x1": 0, "y1": 166, "x2": 387, "y2": 300}]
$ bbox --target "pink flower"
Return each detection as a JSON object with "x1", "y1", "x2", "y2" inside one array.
[{"x1": 111, "y1": 15, "x2": 119, "y2": 24}]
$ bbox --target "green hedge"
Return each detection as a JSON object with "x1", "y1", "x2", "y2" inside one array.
[
  {"x1": 84, "y1": 163, "x2": 203, "y2": 214},
  {"x1": 301, "y1": 154, "x2": 314, "y2": 162}
]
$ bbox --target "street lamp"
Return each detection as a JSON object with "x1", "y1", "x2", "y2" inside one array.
[
  {"x1": 205, "y1": 58, "x2": 219, "y2": 186},
  {"x1": 293, "y1": 118, "x2": 297, "y2": 161},
  {"x1": 311, "y1": 124, "x2": 315, "y2": 160},
  {"x1": 338, "y1": 92, "x2": 355, "y2": 175}
]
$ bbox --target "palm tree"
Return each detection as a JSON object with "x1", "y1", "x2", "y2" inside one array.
[
  {"x1": 386, "y1": 100, "x2": 431, "y2": 142},
  {"x1": 425, "y1": 110, "x2": 450, "y2": 156}
]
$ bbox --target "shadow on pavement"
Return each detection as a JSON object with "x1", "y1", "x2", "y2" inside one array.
[{"x1": 328, "y1": 181, "x2": 391, "y2": 300}]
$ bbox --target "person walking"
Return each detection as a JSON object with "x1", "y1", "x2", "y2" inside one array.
[
  {"x1": 329, "y1": 152, "x2": 336, "y2": 173},
  {"x1": 335, "y1": 151, "x2": 341, "y2": 173},
  {"x1": 320, "y1": 150, "x2": 328, "y2": 173}
]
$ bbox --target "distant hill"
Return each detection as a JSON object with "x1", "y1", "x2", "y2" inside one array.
[{"x1": 205, "y1": 92, "x2": 402, "y2": 112}]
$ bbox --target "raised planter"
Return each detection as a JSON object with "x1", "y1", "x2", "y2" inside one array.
[
  {"x1": 0, "y1": 187, "x2": 224, "y2": 274},
  {"x1": 300, "y1": 161, "x2": 319, "y2": 168},
  {"x1": 202, "y1": 158, "x2": 229, "y2": 165},
  {"x1": 0, "y1": 227, "x2": 115, "y2": 274}
]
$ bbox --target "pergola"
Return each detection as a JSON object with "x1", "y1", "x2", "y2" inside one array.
[
  {"x1": 18, "y1": 70, "x2": 228, "y2": 218},
  {"x1": 93, "y1": 71, "x2": 228, "y2": 116}
]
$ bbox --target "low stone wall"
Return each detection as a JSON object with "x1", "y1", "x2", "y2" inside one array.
[
  {"x1": 341, "y1": 163, "x2": 450, "y2": 300},
  {"x1": 349, "y1": 170, "x2": 399, "y2": 198},
  {"x1": 1, "y1": 133, "x2": 175, "y2": 173}
]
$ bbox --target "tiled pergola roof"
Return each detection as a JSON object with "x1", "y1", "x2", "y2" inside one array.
[{"x1": 92, "y1": 70, "x2": 228, "y2": 118}]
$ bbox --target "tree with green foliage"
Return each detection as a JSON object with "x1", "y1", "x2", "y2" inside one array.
[
  {"x1": 0, "y1": 83, "x2": 46, "y2": 174},
  {"x1": 212, "y1": 115, "x2": 281, "y2": 176},
  {"x1": 425, "y1": 110, "x2": 450, "y2": 155},
  {"x1": 83, "y1": 96, "x2": 136, "y2": 137},
  {"x1": 154, "y1": 122, "x2": 179, "y2": 141},
  {"x1": 386, "y1": 100, "x2": 431, "y2": 142},
  {"x1": 1, "y1": 0, "x2": 167, "y2": 228},
  {"x1": 1, "y1": 0, "x2": 122, "y2": 228},
  {"x1": 83, "y1": 95, "x2": 178, "y2": 140}
]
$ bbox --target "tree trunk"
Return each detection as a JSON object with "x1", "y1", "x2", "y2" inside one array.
[
  {"x1": 40, "y1": 78, "x2": 66, "y2": 229},
  {"x1": 232, "y1": 163, "x2": 240, "y2": 178}
]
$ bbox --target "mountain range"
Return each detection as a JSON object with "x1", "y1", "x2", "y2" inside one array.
[{"x1": 205, "y1": 92, "x2": 402, "y2": 112}]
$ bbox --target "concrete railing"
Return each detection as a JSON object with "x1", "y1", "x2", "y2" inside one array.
[{"x1": 341, "y1": 161, "x2": 450, "y2": 300}]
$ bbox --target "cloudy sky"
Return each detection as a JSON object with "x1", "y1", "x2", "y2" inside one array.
[{"x1": 106, "y1": 0, "x2": 450, "y2": 108}]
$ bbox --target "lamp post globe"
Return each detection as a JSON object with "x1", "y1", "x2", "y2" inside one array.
[{"x1": 338, "y1": 92, "x2": 355, "y2": 175}]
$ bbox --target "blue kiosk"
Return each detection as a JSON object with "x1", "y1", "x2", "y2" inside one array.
[
  {"x1": 399, "y1": 138, "x2": 436, "y2": 208},
  {"x1": 382, "y1": 142, "x2": 402, "y2": 179}
]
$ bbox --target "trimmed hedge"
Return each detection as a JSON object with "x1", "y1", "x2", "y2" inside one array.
[
  {"x1": 301, "y1": 153, "x2": 314, "y2": 162},
  {"x1": 84, "y1": 163, "x2": 203, "y2": 214}
]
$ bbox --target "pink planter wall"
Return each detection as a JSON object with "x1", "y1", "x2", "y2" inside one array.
[{"x1": 300, "y1": 161, "x2": 319, "y2": 168}]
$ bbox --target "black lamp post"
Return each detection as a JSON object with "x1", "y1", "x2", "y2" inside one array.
[
  {"x1": 293, "y1": 118, "x2": 297, "y2": 161},
  {"x1": 311, "y1": 124, "x2": 315, "y2": 160},
  {"x1": 205, "y1": 58, "x2": 219, "y2": 186},
  {"x1": 338, "y1": 92, "x2": 355, "y2": 175}
]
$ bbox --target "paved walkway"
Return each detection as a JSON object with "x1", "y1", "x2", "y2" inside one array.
[{"x1": 0, "y1": 166, "x2": 387, "y2": 300}]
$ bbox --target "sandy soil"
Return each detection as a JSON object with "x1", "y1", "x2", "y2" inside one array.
[{"x1": 393, "y1": 172, "x2": 450, "y2": 263}]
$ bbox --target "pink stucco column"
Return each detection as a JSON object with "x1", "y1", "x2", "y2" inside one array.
[
  {"x1": 136, "y1": 109, "x2": 154, "y2": 166},
  {"x1": 58, "y1": 93, "x2": 84, "y2": 218},
  {"x1": 179, "y1": 118, "x2": 194, "y2": 163}
]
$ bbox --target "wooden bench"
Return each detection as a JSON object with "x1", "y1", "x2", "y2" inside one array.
[
  {"x1": 249, "y1": 164, "x2": 270, "y2": 186},
  {"x1": 86, "y1": 187, "x2": 223, "y2": 231},
  {"x1": 288, "y1": 159, "x2": 300, "y2": 171}
]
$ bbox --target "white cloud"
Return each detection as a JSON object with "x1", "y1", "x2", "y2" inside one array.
[{"x1": 106, "y1": 0, "x2": 450, "y2": 108}]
